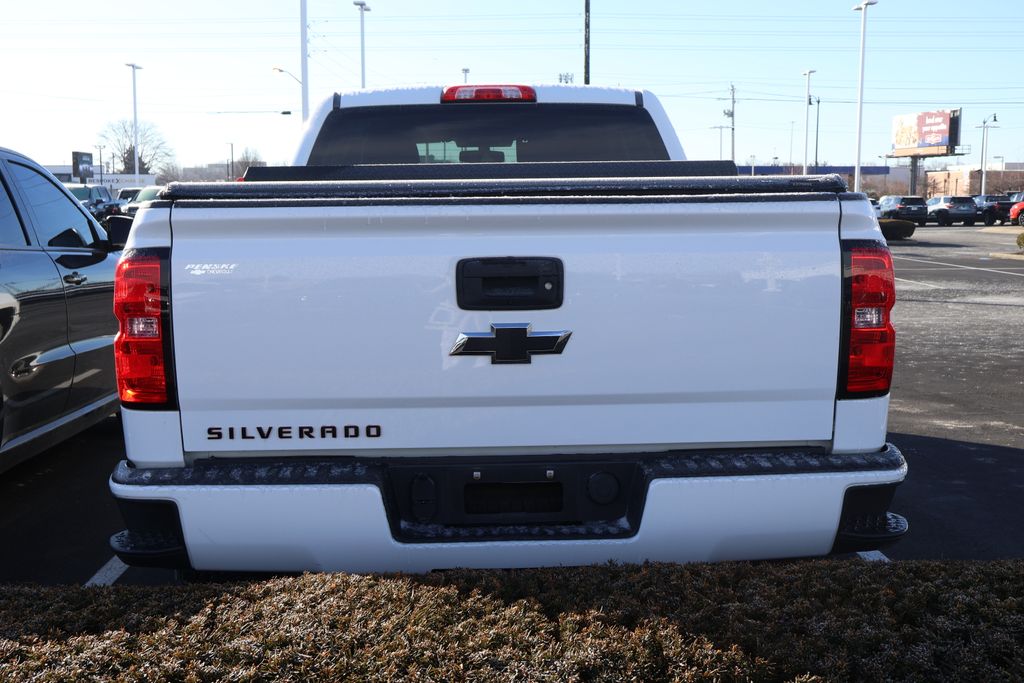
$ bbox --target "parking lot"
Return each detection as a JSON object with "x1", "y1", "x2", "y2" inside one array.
[{"x1": 0, "y1": 224, "x2": 1021, "y2": 585}]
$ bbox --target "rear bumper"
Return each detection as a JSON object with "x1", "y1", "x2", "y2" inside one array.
[{"x1": 109, "y1": 444, "x2": 907, "y2": 573}]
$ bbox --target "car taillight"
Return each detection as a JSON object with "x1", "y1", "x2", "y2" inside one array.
[
  {"x1": 441, "y1": 85, "x2": 537, "y2": 103},
  {"x1": 896, "y1": 204, "x2": 905, "y2": 209},
  {"x1": 841, "y1": 242, "x2": 896, "y2": 397},
  {"x1": 114, "y1": 251, "x2": 174, "y2": 406}
]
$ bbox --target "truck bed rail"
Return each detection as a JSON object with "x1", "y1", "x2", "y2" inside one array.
[{"x1": 162, "y1": 162, "x2": 850, "y2": 203}]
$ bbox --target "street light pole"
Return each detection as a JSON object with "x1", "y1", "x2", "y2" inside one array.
[
  {"x1": 95, "y1": 145, "x2": 104, "y2": 185},
  {"x1": 802, "y1": 69, "x2": 816, "y2": 174},
  {"x1": 814, "y1": 97, "x2": 821, "y2": 172},
  {"x1": 125, "y1": 63, "x2": 142, "y2": 184},
  {"x1": 300, "y1": 0, "x2": 309, "y2": 121},
  {"x1": 353, "y1": 1, "x2": 371, "y2": 89},
  {"x1": 462, "y1": 68, "x2": 469, "y2": 83},
  {"x1": 711, "y1": 125, "x2": 728, "y2": 161},
  {"x1": 852, "y1": 0, "x2": 877, "y2": 193},
  {"x1": 977, "y1": 114, "x2": 998, "y2": 195}
]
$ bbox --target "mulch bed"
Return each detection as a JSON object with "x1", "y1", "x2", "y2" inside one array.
[{"x1": 1, "y1": 559, "x2": 1021, "y2": 682}]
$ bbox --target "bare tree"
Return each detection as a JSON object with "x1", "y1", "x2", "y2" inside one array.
[
  {"x1": 234, "y1": 148, "x2": 264, "y2": 179},
  {"x1": 156, "y1": 162, "x2": 184, "y2": 185},
  {"x1": 99, "y1": 120, "x2": 174, "y2": 175}
]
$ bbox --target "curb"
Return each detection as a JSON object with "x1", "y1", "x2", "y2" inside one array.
[
  {"x1": 979, "y1": 227, "x2": 1024, "y2": 235},
  {"x1": 988, "y1": 252, "x2": 1024, "y2": 261}
]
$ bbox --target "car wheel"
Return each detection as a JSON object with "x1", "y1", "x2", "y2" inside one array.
[
  {"x1": 917, "y1": 220, "x2": 927, "y2": 227},
  {"x1": 1018, "y1": 214, "x2": 1024, "y2": 227},
  {"x1": 984, "y1": 214, "x2": 996, "y2": 226}
]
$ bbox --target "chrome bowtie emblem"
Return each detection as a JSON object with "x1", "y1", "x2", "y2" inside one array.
[{"x1": 450, "y1": 323, "x2": 572, "y2": 364}]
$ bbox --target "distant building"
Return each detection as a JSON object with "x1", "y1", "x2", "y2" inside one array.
[{"x1": 925, "y1": 164, "x2": 1024, "y2": 196}]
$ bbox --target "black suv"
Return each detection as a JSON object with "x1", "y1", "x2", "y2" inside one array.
[
  {"x1": 65, "y1": 183, "x2": 122, "y2": 223},
  {"x1": 878, "y1": 195, "x2": 927, "y2": 226},
  {"x1": 0, "y1": 148, "x2": 125, "y2": 473}
]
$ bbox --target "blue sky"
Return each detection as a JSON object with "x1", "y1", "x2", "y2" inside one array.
[{"x1": 2, "y1": 0, "x2": 1021, "y2": 171}]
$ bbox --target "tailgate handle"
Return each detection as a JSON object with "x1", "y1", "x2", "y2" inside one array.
[{"x1": 456, "y1": 257, "x2": 563, "y2": 310}]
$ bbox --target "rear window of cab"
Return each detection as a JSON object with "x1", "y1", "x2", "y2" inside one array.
[{"x1": 308, "y1": 103, "x2": 669, "y2": 165}]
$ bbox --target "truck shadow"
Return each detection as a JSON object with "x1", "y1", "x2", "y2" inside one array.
[{"x1": 884, "y1": 431, "x2": 1024, "y2": 561}]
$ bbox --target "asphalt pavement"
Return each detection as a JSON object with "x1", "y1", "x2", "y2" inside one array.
[
  {"x1": 885, "y1": 224, "x2": 1024, "y2": 560},
  {"x1": 1, "y1": 223, "x2": 1021, "y2": 584}
]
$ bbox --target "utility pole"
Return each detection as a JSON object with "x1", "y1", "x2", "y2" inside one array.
[
  {"x1": 462, "y1": 68, "x2": 469, "y2": 83},
  {"x1": 584, "y1": 0, "x2": 590, "y2": 85},
  {"x1": 722, "y1": 84, "x2": 736, "y2": 162}
]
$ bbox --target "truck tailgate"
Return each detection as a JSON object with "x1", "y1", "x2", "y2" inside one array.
[{"x1": 169, "y1": 198, "x2": 841, "y2": 455}]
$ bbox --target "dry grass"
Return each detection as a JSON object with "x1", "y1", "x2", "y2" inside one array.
[{"x1": 0, "y1": 560, "x2": 1021, "y2": 682}]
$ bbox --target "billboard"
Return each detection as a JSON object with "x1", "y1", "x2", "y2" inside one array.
[
  {"x1": 890, "y1": 109, "x2": 961, "y2": 157},
  {"x1": 71, "y1": 151, "x2": 94, "y2": 180}
]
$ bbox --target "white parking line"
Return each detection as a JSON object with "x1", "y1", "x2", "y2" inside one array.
[
  {"x1": 893, "y1": 255, "x2": 1024, "y2": 278},
  {"x1": 895, "y1": 277, "x2": 942, "y2": 289},
  {"x1": 856, "y1": 550, "x2": 891, "y2": 563},
  {"x1": 84, "y1": 556, "x2": 129, "y2": 587}
]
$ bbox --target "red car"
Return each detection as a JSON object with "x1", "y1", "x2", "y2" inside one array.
[
  {"x1": 1010, "y1": 203, "x2": 1024, "y2": 226},
  {"x1": 1009, "y1": 192, "x2": 1024, "y2": 226}
]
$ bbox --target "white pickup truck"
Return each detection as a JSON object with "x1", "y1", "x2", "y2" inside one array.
[{"x1": 109, "y1": 85, "x2": 906, "y2": 573}]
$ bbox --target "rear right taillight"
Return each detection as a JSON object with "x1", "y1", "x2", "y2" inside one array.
[
  {"x1": 114, "y1": 251, "x2": 174, "y2": 406},
  {"x1": 840, "y1": 242, "x2": 896, "y2": 398}
]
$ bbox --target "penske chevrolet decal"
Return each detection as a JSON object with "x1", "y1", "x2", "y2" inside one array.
[{"x1": 207, "y1": 425, "x2": 381, "y2": 440}]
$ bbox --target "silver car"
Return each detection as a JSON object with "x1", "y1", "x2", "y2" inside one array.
[{"x1": 926, "y1": 196, "x2": 977, "y2": 226}]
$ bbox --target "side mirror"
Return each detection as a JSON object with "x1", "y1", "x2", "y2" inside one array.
[{"x1": 105, "y1": 215, "x2": 133, "y2": 250}]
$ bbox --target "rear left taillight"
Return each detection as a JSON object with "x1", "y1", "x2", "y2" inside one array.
[
  {"x1": 114, "y1": 250, "x2": 175, "y2": 407},
  {"x1": 840, "y1": 242, "x2": 896, "y2": 397}
]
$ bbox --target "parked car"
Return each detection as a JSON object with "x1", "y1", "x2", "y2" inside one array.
[
  {"x1": 1008, "y1": 192, "x2": 1024, "y2": 226},
  {"x1": 869, "y1": 198, "x2": 881, "y2": 218},
  {"x1": 121, "y1": 185, "x2": 164, "y2": 218},
  {"x1": 878, "y1": 195, "x2": 927, "y2": 226},
  {"x1": 926, "y1": 196, "x2": 976, "y2": 226},
  {"x1": 0, "y1": 148, "x2": 125, "y2": 474},
  {"x1": 972, "y1": 194, "x2": 1014, "y2": 226},
  {"x1": 65, "y1": 183, "x2": 122, "y2": 223},
  {"x1": 116, "y1": 187, "x2": 142, "y2": 202}
]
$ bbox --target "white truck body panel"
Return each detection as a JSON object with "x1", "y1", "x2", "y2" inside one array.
[{"x1": 169, "y1": 199, "x2": 841, "y2": 457}]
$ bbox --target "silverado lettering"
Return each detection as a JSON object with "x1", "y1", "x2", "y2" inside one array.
[{"x1": 206, "y1": 425, "x2": 382, "y2": 440}]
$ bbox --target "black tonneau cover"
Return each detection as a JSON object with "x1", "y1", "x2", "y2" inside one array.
[{"x1": 163, "y1": 161, "x2": 849, "y2": 203}]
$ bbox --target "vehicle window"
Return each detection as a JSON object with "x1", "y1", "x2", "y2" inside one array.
[
  {"x1": 309, "y1": 103, "x2": 670, "y2": 165},
  {"x1": 98, "y1": 187, "x2": 112, "y2": 202},
  {"x1": 68, "y1": 186, "x2": 90, "y2": 201},
  {"x1": 9, "y1": 162, "x2": 97, "y2": 249},
  {"x1": 903, "y1": 198, "x2": 925, "y2": 205},
  {"x1": 0, "y1": 177, "x2": 30, "y2": 246},
  {"x1": 133, "y1": 187, "x2": 163, "y2": 202},
  {"x1": 952, "y1": 197, "x2": 973, "y2": 204}
]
